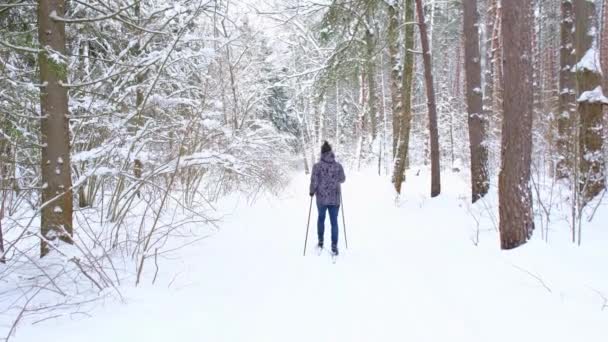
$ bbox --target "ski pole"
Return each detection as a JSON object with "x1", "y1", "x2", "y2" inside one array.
[
  {"x1": 341, "y1": 194, "x2": 348, "y2": 249},
  {"x1": 303, "y1": 196, "x2": 313, "y2": 256}
]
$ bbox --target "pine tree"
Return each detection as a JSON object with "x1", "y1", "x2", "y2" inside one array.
[
  {"x1": 415, "y1": 0, "x2": 441, "y2": 197},
  {"x1": 574, "y1": 0, "x2": 606, "y2": 202},
  {"x1": 463, "y1": 0, "x2": 489, "y2": 202},
  {"x1": 38, "y1": 0, "x2": 73, "y2": 257},
  {"x1": 393, "y1": 0, "x2": 416, "y2": 194},
  {"x1": 498, "y1": 0, "x2": 535, "y2": 249}
]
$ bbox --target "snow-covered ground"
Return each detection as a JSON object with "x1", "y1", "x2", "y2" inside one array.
[{"x1": 10, "y1": 169, "x2": 608, "y2": 342}]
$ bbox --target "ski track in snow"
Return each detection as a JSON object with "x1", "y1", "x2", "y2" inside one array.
[{"x1": 12, "y1": 170, "x2": 608, "y2": 342}]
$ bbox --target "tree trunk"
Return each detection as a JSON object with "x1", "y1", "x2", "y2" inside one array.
[
  {"x1": 557, "y1": 0, "x2": 576, "y2": 179},
  {"x1": 483, "y1": 0, "x2": 496, "y2": 122},
  {"x1": 492, "y1": 6, "x2": 503, "y2": 120},
  {"x1": 38, "y1": 0, "x2": 73, "y2": 257},
  {"x1": 603, "y1": 0, "x2": 608, "y2": 92},
  {"x1": 388, "y1": 3, "x2": 402, "y2": 159},
  {"x1": 415, "y1": 0, "x2": 441, "y2": 197},
  {"x1": 498, "y1": 0, "x2": 535, "y2": 250},
  {"x1": 574, "y1": 0, "x2": 606, "y2": 202},
  {"x1": 463, "y1": 0, "x2": 489, "y2": 203},
  {"x1": 365, "y1": 15, "x2": 378, "y2": 144},
  {"x1": 133, "y1": 3, "x2": 144, "y2": 198},
  {"x1": 392, "y1": 0, "x2": 415, "y2": 193}
]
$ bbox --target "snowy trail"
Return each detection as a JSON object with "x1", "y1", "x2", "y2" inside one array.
[{"x1": 14, "y1": 170, "x2": 608, "y2": 342}]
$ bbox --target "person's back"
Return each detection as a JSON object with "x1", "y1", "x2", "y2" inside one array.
[{"x1": 309, "y1": 142, "x2": 345, "y2": 255}]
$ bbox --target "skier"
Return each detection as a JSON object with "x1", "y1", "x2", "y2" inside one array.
[{"x1": 309, "y1": 141, "x2": 346, "y2": 256}]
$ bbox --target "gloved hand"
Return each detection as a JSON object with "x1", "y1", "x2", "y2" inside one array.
[{"x1": 309, "y1": 193, "x2": 314, "y2": 197}]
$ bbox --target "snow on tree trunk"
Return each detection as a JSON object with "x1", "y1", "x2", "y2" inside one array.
[
  {"x1": 498, "y1": 0, "x2": 535, "y2": 250},
  {"x1": 557, "y1": 0, "x2": 576, "y2": 179},
  {"x1": 602, "y1": 0, "x2": 608, "y2": 145},
  {"x1": 365, "y1": 15, "x2": 378, "y2": 145},
  {"x1": 483, "y1": 0, "x2": 497, "y2": 160},
  {"x1": 387, "y1": 3, "x2": 402, "y2": 159},
  {"x1": 463, "y1": 0, "x2": 489, "y2": 203},
  {"x1": 491, "y1": 4, "x2": 503, "y2": 124},
  {"x1": 574, "y1": 0, "x2": 606, "y2": 202},
  {"x1": 392, "y1": 0, "x2": 415, "y2": 194},
  {"x1": 38, "y1": 0, "x2": 73, "y2": 257},
  {"x1": 415, "y1": 0, "x2": 441, "y2": 197},
  {"x1": 133, "y1": 3, "x2": 144, "y2": 199}
]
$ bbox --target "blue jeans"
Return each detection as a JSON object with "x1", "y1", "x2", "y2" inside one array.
[{"x1": 317, "y1": 204, "x2": 340, "y2": 248}]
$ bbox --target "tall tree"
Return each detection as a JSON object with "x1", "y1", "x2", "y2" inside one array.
[
  {"x1": 393, "y1": 0, "x2": 416, "y2": 194},
  {"x1": 498, "y1": 0, "x2": 534, "y2": 249},
  {"x1": 602, "y1": 0, "x2": 608, "y2": 97},
  {"x1": 483, "y1": 0, "x2": 497, "y2": 144},
  {"x1": 364, "y1": 11, "x2": 378, "y2": 143},
  {"x1": 491, "y1": 5, "x2": 503, "y2": 122},
  {"x1": 415, "y1": 0, "x2": 441, "y2": 197},
  {"x1": 463, "y1": 0, "x2": 489, "y2": 202},
  {"x1": 557, "y1": 0, "x2": 576, "y2": 179},
  {"x1": 38, "y1": 0, "x2": 73, "y2": 257},
  {"x1": 387, "y1": 2, "x2": 402, "y2": 158},
  {"x1": 574, "y1": 0, "x2": 606, "y2": 202}
]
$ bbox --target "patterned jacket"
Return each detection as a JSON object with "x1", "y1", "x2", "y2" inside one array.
[{"x1": 309, "y1": 151, "x2": 346, "y2": 206}]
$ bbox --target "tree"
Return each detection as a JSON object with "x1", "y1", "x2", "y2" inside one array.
[
  {"x1": 498, "y1": 0, "x2": 534, "y2": 249},
  {"x1": 463, "y1": 0, "x2": 489, "y2": 202},
  {"x1": 415, "y1": 0, "x2": 441, "y2": 197},
  {"x1": 603, "y1": 0, "x2": 608, "y2": 93},
  {"x1": 393, "y1": 0, "x2": 416, "y2": 194},
  {"x1": 387, "y1": 2, "x2": 402, "y2": 158},
  {"x1": 38, "y1": 0, "x2": 73, "y2": 257},
  {"x1": 556, "y1": 0, "x2": 576, "y2": 179},
  {"x1": 574, "y1": 0, "x2": 606, "y2": 202},
  {"x1": 365, "y1": 11, "x2": 379, "y2": 144}
]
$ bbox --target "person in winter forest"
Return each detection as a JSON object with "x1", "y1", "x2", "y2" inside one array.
[{"x1": 309, "y1": 141, "x2": 346, "y2": 256}]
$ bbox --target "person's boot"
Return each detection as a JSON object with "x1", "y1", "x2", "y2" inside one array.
[
  {"x1": 331, "y1": 245, "x2": 339, "y2": 256},
  {"x1": 316, "y1": 242, "x2": 323, "y2": 255}
]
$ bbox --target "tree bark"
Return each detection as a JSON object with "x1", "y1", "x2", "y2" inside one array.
[
  {"x1": 133, "y1": 3, "x2": 144, "y2": 198},
  {"x1": 483, "y1": 0, "x2": 496, "y2": 142},
  {"x1": 463, "y1": 0, "x2": 489, "y2": 203},
  {"x1": 365, "y1": 14, "x2": 378, "y2": 144},
  {"x1": 498, "y1": 0, "x2": 534, "y2": 250},
  {"x1": 415, "y1": 0, "x2": 441, "y2": 197},
  {"x1": 491, "y1": 5, "x2": 503, "y2": 120},
  {"x1": 557, "y1": 0, "x2": 576, "y2": 179},
  {"x1": 574, "y1": 0, "x2": 606, "y2": 202},
  {"x1": 602, "y1": 0, "x2": 608, "y2": 105},
  {"x1": 392, "y1": 0, "x2": 415, "y2": 194},
  {"x1": 38, "y1": 0, "x2": 73, "y2": 257},
  {"x1": 387, "y1": 3, "x2": 401, "y2": 159}
]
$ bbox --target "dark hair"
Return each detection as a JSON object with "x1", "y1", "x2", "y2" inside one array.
[{"x1": 321, "y1": 141, "x2": 332, "y2": 154}]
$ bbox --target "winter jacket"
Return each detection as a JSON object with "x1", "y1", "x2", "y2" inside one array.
[{"x1": 309, "y1": 151, "x2": 346, "y2": 206}]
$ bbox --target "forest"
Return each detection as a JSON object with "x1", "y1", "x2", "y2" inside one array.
[{"x1": 0, "y1": 0, "x2": 607, "y2": 340}]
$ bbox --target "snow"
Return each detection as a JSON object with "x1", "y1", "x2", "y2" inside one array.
[
  {"x1": 577, "y1": 86, "x2": 608, "y2": 104},
  {"x1": 53, "y1": 206, "x2": 63, "y2": 214},
  {"x1": 574, "y1": 47, "x2": 602, "y2": 73},
  {"x1": 9, "y1": 169, "x2": 608, "y2": 342}
]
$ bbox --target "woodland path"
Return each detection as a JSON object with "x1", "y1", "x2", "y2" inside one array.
[{"x1": 13, "y1": 170, "x2": 607, "y2": 342}]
